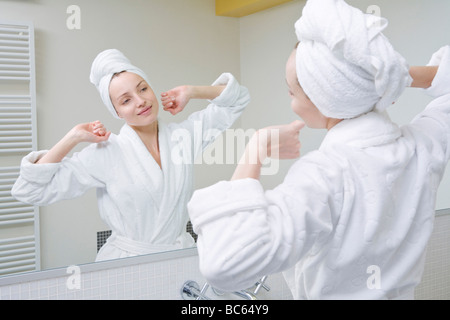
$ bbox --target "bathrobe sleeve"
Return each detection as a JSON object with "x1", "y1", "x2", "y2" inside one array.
[
  {"x1": 409, "y1": 45, "x2": 450, "y2": 162},
  {"x1": 410, "y1": 48, "x2": 450, "y2": 163},
  {"x1": 11, "y1": 144, "x2": 107, "y2": 206},
  {"x1": 187, "y1": 152, "x2": 343, "y2": 292},
  {"x1": 176, "y1": 73, "x2": 250, "y2": 158},
  {"x1": 410, "y1": 94, "x2": 450, "y2": 163}
]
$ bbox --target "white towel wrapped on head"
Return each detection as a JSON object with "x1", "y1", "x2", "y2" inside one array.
[
  {"x1": 90, "y1": 49, "x2": 152, "y2": 119},
  {"x1": 295, "y1": 0, "x2": 412, "y2": 119}
]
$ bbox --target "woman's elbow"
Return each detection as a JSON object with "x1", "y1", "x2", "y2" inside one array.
[
  {"x1": 10, "y1": 182, "x2": 29, "y2": 204},
  {"x1": 199, "y1": 257, "x2": 257, "y2": 293},
  {"x1": 11, "y1": 180, "x2": 50, "y2": 206},
  {"x1": 200, "y1": 267, "x2": 231, "y2": 292},
  {"x1": 196, "y1": 239, "x2": 269, "y2": 292}
]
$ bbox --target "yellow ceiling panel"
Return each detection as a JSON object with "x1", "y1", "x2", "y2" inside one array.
[{"x1": 216, "y1": 0, "x2": 294, "y2": 17}]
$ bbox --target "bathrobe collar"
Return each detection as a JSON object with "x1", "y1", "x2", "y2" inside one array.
[
  {"x1": 117, "y1": 119, "x2": 186, "y2": 216},
  {"x1": 320, "y1": 110, "x2": 402, "y2": 150},
  {"x1": 120, "y1": 121, "x2": 164, "y2": 170}
]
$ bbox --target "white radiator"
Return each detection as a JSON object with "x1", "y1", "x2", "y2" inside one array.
[
  {"x1": 0, "y1": 21, "x2": 40, "y2": 276},
  {"x1": 0, "y1": 21, "x2": 36, "y2": 154}
]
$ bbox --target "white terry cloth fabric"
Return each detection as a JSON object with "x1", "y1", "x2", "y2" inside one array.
[
  {"x1": 295, "y1": 0, "x2": 412, "y2": 119},
  {"x1": 187, "y1": 49, "x2": 450, "y2": 299},
  {"x1": 12, "y1": 73, "x2": 250, "y2": 261},
  {"x1": 90, "y1": 49, "x2": 151, "y2": 119},
  {"x1": 101, "y1": 233, "x2": 194, "y2": 257}
]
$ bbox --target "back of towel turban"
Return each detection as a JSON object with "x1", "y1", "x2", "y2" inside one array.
[
  {"x1": 90, "y1": 49, "x2": 152, "y2": 119},
  {"x1": 295, "y1": 0, "x2": 412, "y2": 119}
]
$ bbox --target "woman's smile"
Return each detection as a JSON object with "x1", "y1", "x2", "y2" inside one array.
[{"x1": 138, "y1": 105, "x2": 152, "y2": 116}]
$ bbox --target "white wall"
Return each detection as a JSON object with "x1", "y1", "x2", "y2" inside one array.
[
  {"x1": 240, "y1": 0, "x2": 320, "y2": 190},
  {"x1": 0, "y1": 0, "x2": 241, "y2": 269},
  {"x1": 239, "y1": 0, "x2": 450, "y2": 209}
]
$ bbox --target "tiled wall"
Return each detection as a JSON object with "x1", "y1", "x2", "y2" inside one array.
[
  {"x1": 0, "y1": 249, "x2": 292, "y2": 300},
  {"x1": 0, "y1": 212, "x2": 449, "y2": 300},
  {"x1": 0, "y1": 251, "x2": 198, "y2": 300},
  {"x1": 415, "y1": 211, "x2": 450, "y2": 300}
]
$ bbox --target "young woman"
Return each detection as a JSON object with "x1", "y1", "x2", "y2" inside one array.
[
  {"x1": 12, "y1": 49, "x2": 250, "y2": 261},
  {"x1": 187, "y1": 0, "x2": 448, "y2": 300}
]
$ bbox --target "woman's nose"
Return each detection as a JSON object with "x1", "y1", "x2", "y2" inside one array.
[{"x1": 136, "y1": 96, "x2": 146, "y2": 108}]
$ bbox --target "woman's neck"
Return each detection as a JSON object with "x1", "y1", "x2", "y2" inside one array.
[
  {"x1": 326, "y1": 118, "x2": 343, "y2": 130},
  {"x1": 130, "y1": 120, "x2": 159, "y2": 141},
  {"x1": 130, "y1": 120, "x2": 162, "y2": 168},
  {"x1": 130, "y1": 120, "x2": 160, "y2": 152}
]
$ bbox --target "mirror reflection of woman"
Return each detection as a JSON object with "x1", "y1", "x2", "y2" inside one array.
[
  {"x1": 12, "y1": 49, "x2": 250, "y2": 261},
  {"x1": 187, "y1": 0, "x2": 447, "y2": 300}
]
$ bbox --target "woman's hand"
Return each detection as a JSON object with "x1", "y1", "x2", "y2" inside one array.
[
  {"x1": 161, "y1": 85, "x2": 192, "y2": 115},
  {"x1": 232, "y1": 120, "x2": 305, "y2": 181},
  {"x1": 70, "y1": 121, "x2": 111, "y2": 144},
  {"x1": 161, "y1": 85, "x2": 226, "y2": 115},
  {"x1": 256, "y1": 120, "x2": 305, "y2": 162},
  {"x1": 37, "y1": 121, "x2": 111, "y2": 164}
]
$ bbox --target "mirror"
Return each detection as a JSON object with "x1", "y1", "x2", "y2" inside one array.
[
  {"x1": 0, "y1": 0, "x2": 241, "y2": 276},
  {"x1": 2, "y1": 0, "x2": 450, "y2": 282}
]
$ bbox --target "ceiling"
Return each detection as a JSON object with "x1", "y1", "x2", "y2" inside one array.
[{"x1": 216, "y1": 0, "x2": 294, "y2": 17}]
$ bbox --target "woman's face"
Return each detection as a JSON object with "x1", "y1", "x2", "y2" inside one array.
[
  {"x1": 286, "y1": 50, "x2": 328, "y2": 129},
  {"x1": 109, "y1": 72, "x2": 159, "y2": 127}
]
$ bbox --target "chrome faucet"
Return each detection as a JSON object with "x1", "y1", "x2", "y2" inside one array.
[
  {"x1": 231, "y1": 290, "x2": 258, "y2": 300},
  {"x1": 181, "y1": 281, "x2": 210, "y2": 300},
  {"x1": 181, "y1": 276, "x2": 269, "y2": 300},
  {"x1": 253, "y1": 275, "x2": 270, "y2": 295}
]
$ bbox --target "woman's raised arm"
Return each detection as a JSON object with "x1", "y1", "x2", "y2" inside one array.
[
  {"x1": 409, "y1": 66, "x2": 438, "y2": 89},
  {"x1": 37, "y1": 121, "x2": 110, "y2": 164},
  {"x1": 161, "y1": 85, "x2": 226, "y2": 115}
]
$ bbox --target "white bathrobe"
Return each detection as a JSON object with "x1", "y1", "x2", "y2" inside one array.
[
  {"x1": 188, "y1": 82, "x2": 450, "y2": 299},
  {"x1": 12, "y1": 73, "x2": 250, "y2": 261}
]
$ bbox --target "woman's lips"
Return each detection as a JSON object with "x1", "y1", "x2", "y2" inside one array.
[{"x1": 138, "y1": 106, "x2": 152, "y2": 116}]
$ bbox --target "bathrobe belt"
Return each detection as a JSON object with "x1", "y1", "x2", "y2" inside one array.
[{"x1": 109, "y1": 234, "x2": 187, "y2": 256}]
